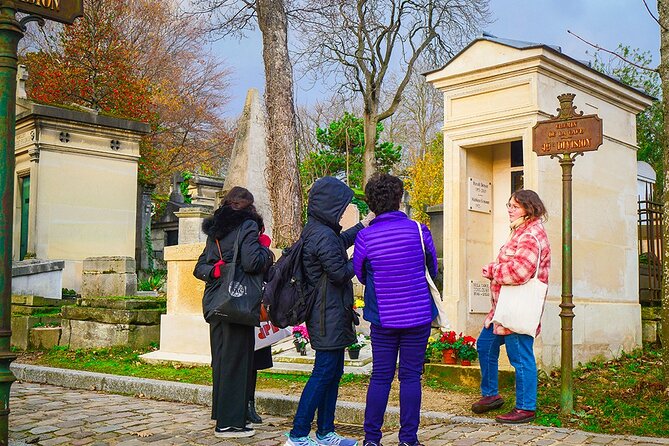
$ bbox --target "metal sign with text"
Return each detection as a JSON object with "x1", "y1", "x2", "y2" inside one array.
[
  {"x1": 532, "y1": 93, "x2": 603, "y2": 157},
  {"x1": 14, "y1": 0, "x2": 83, "y2": 24}
]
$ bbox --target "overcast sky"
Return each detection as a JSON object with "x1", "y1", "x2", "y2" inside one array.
[{"x1": 215, "y1": 0, "x2": 659, "y2": 118}]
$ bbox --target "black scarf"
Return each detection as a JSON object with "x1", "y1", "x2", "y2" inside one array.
[{"x1": 202, "y1": 205, "x2": 262, "y2": 240}]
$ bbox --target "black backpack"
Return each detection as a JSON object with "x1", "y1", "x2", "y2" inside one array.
[{"x1": 262, "y1": 238, "x2": 315, "y2": 328}]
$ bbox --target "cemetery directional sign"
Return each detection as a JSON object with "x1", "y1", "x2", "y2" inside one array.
[
  {"x1": 532, "y1": 94, "x2": 603, "y2": 157},
  {"x1": 13, "y1": 0, "x2": 83, "y2": 24},
  {"x1": 531, "y1": 93, "x2": 603, "y2": 415}
]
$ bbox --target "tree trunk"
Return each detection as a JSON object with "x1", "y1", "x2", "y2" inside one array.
[
  {"x1": 658, "y1": 0, "x2": 669, "y2": 390},
  {"x1": 256, "y1": 0, "x2": 302, "y2": 247},
  {"x1": 362, "y1": 112, "x2": 377, "y2": 186}
]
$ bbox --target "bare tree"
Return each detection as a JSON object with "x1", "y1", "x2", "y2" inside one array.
[
  {"x1": 658, "y1": 0, "x2": 669, "y2": 391},
  {"x1": 256, "y1": 0, "x2": 303, "y2": 245},
  {"x1": 384, "y1": 59, "x2": 443, "y2": 160},
  {"x1": 189, "y1": 0, "x2": 303, "y2": 246},
  {"x1": 192, "y1": 0, "x2": 302, "y2": 246},
  {"x1": 295, "y1": 0, "x2": 489, "y2": 183}
]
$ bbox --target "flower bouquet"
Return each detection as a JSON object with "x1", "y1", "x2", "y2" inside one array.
[
  {"x1": 347, "y1": 333, "x2": 367, "y2": 360},
  {"x1": 428, "y1": 330, "x2": 458, "y2": 364},
  {"x1": 292, "y1": 325, "x2": 309, "y2": 355},
  {"x1": 456, "y1": 335, "x2": 478, "y2": 365}
]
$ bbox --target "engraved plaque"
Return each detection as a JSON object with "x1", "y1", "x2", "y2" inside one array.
[
  {"x1": 468, "y1": 177, "x2": 492, "y2": 214},
  {"x1": 469, "y1": 280, "x2": 491, "y2": 313}
]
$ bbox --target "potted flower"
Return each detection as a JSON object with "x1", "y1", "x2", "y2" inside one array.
[
  {"x1": 430, "y1": 330, "x2": 458, "y2": 364},
  {"x1": 347, "y1": 333, "x2": 366, "y2": 360},
  {"x1": 292, "y1": 325, "x2": 309, "y2": 355},
  {"x1": 456, "y1": 335, "x2": 478, "y2": 366}
]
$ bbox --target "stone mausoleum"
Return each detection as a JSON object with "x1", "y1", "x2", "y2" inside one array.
[
  {"x1": 12, "y1": 84, "x2": 150, "y2": 291},
  {"x1": 426, "y1": 34, "x2": 654, "y2": 368}
]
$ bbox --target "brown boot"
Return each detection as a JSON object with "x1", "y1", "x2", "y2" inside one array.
[
  {"x1": 471, "y1": 395, "x2": 504, "y2": 414},
  {"x1": 495, "y1": 408, "x2": 535, "y2": 424}
]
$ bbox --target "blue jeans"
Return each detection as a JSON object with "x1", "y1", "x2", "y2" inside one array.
[
  {"x1": 290, "y1": 349, "x2": 345, "y2": 438},
  {"x1": 477, "y1": 325, "x2": 537, "y2": 411},
  {"x1": 364, "y1": 323, "x2": 430, "y2": 444}
]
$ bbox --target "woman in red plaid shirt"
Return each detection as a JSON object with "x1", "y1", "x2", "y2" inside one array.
[{"x1": 471, "y1": 190, "x2": 551, "y2": 424}]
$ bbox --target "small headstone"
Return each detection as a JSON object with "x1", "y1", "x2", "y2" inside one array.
[
  {"x1": 80, "y1": 256, "x2": 137, "y2": 298},
  {"x1": 175, "y1": 207, "x2": 213, "y2": 244}
]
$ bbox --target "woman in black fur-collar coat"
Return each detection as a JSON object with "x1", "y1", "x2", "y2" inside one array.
[{"x1": 193, "y1": 186, "x2": 272, "y2": 439}]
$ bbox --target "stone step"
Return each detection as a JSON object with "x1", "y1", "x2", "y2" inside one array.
[
  {"x1": 76, "y1": 297, "x2": 166, "y2": 310},
  {"x1": 12, "y1": 305, "x2": 63, "y2": 316},
  {"x1": 62, "y1": 306, "x2": 165, "y2": 325},
  {"x1": 11, "y1": 295, "x2": 64, "y2": 307}
]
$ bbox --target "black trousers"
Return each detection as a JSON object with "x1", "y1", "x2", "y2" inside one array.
[
  {"x1": 248, "y1": 346, "x2": 273, "y2": 401},
  {"x1": 209, "y1": 320, "x2": 254, "y2": 428}
]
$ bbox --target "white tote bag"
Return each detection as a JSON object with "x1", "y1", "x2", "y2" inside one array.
[
  {"x1": 491, "y1": 233, "x2": 547, "y2": 337},
  {"x1": 254, "y1": 320, "x2": 292, "y2": 351},
  {"x1": 416, "y1": 221, "x2": 450, "y2": 331}
]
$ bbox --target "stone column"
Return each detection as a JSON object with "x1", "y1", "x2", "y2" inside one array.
[{"x1": 175, "y1": 207, "x2": 212, "y2": 245}]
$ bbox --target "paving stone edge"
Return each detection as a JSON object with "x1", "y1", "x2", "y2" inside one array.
[{"x1": 10, "y1": 362, "x2": 492, "y2": 427}]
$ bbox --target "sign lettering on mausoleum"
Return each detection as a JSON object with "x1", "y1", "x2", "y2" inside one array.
[{"x1": 14, "y1": 0, "x2": 83, "y2": 24}]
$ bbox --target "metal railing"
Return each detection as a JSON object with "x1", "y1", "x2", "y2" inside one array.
[{"x1": 638, "y1": 184, "x2": 662, "y2": 307}]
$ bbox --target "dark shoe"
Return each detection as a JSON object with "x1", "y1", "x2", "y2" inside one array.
[
  {"x1": 495, "y1": 408, "x2": 536, "y2": 424},
  {"x1": 247, "y1": 400, "x2": 262, "y2": 424},
  {"x1": 398, "y1": 443, "x2": 424, "y2": 446},
  {"x1": 363, "y1": 442, "x2": 382, "y2": 446},
  {"x1": 214, "y1": 426, "x2": 256, "y2": 438},
  {"x1": 471, "y1": 395, "x2": 504, "y2": 414}
]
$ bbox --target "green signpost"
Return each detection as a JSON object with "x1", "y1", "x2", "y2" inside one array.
[
  {"x1": 0, "y1": 1, "x2": 82, "y2": 444},
  {"x1": 532, "y1": 93, "x2": 603, "y2": 414}
]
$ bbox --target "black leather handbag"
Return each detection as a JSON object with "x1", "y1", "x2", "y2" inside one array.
[{"x1": 202, "y1": 229, "x2": 263, "y2": 326}]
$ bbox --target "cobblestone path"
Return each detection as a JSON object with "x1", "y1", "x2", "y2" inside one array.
[{"x1": 9, "y1": 382, "x2": 669, "y2": 445}]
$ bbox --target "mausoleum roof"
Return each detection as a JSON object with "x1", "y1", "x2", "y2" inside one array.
[
  {"x1": 425, "y1": 33, "x2": 654, "y2": 102},
  {"x1": 17, "y1": 102, "x2": 151, "y2": 134}
]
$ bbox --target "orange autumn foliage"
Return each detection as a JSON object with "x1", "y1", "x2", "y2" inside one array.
[{"x1": 22, "y1": 0, "x2": 233, "y2": 189}]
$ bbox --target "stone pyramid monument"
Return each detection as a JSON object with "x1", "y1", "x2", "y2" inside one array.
[{"x1": 223, "y1": 88, "x2": 274, "y2": 236}]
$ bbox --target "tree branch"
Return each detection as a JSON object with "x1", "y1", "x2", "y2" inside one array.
[
  {"x1": 567, "y1": 29, "x2": 658, "y2": 72},
  {"x1": 643, "y1": 0, "x2": 666, "y2": 31}
]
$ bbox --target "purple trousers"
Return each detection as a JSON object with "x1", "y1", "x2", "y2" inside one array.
[{"x1": 363, "y1": 323, "x2": 431, "y2": 444}]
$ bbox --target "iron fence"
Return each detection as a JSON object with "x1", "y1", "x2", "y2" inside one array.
[{"x1": 638, "y1": 184, "x2": 662, "y2": 307}]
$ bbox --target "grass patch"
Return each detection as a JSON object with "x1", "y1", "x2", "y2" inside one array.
[
  {"x1": 535, "y1": 345, "x2": 668, "y2": 437},
  {"x1": 29, "y1": 310, "x2": 62, "y2": 318},
  {"x1": 24, "y1": 345, "x2": 212, "y2": 385},
  {"x1": 23, "y1": 346, "x2": 370, "y2": 391}
]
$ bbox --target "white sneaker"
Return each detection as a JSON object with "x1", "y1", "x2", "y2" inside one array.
[
  {"x1": 285, "y1": 433, "x2": 320, "y2": 446},
  {"x1": 214, "y1": 426, "x2": 255, "y2": 438},
  {"x1": 316, "y1": 432, "x2": 358, "y2": 446}
]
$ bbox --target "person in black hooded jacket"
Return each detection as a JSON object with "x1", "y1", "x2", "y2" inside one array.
[
  {"x1": 286, "y1": 176, "x2": 374, "y2": 446},
  {"x1": 193, "y1": 186, "x2": 272, "y2": 439}
]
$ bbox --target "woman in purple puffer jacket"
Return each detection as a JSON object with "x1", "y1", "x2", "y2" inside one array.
[{"x1": 353, "y1": 173, "x2": 438, "y2": 446}]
